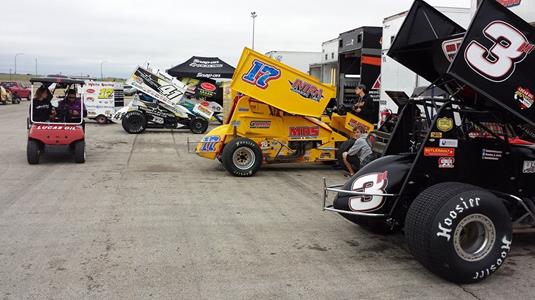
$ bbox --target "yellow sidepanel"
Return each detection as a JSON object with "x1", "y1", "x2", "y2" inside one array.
[{"x1": 231, "y1": 48, "x2": 335, "y2": 118}]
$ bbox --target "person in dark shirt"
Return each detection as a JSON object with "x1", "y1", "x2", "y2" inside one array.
[
  {"x1": 57, "y1": 89, "x2": 87, "y2": 123},
  {"x1": 31, "y1": 87, "x2": 55, "y2": 122},
  {"x1": 352, "y1": 84, "x2": 378, "y2": 124}
]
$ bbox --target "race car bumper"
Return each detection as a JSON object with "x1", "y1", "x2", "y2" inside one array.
[{"x1": 322, "y1": 177, "x2": 396, "y2": 217}]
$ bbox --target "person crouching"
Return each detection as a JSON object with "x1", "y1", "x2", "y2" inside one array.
[{"x1": 342, "y1": 126, "x2": 374, "y2": 177}]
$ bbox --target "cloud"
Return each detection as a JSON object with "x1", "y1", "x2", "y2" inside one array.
[{"x1": 0, "y1": 0, "x2": 471, "y2": 77}]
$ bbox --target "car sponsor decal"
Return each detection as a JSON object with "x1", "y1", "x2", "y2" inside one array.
[
  {"x1": 249, "y1": 121, "x2": 271, "y2": 129},
  {"x1": 35, "y1": 125, "x2": 78, "y2": 131},
  {"x1": 430, "y1": 132, "x2": 443, "y2": 139},
  {"x1": 523, "y1": 161, "x2": 535, "y2": 173},
  {"x1": 424, "y1": 147, "x2": 455, "y2": 157},
  {"x1": 289, "y1": 78, "x2": 324, "y2": 102},
  {"x1": 436, "y1": 117, "x2": 454, "y2": 132},
  {"x1": 439, "y1": 139, "x2": 459, "y2": 148},
  {"x1": 438, "y1": 157, "x2": 455, "y2": 169},
  {"x1": 289, "y1": 126, "x2": 320, "y2": 139},
  {"x1": 514, "y1": 86, "x2": 534, "y2": 110},
  {"x1": 482, "y1": 149, "x2": 503, "y2": 160},
  {"x1": 442, "y1": 37, "x2": 464, "y2": 62},
  {"x1": 238, "y1": 107, "x2": 250, "y2": 112},
  {"x1": 497, "y1": 0, "x2": 521, "y2": 8}
]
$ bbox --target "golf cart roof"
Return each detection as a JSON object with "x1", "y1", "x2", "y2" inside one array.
[{"x1": 30, "y1": 77, "x2": 85, "y2": 85}]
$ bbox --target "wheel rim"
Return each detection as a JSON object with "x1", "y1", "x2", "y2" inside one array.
[
  {"x1": 453, "y1": 214, "x2": 496, "y2": 262},
  {"x1": 232, "y1": 147, "x2": 255, "y2": 170},
  {"x1": 194, "y1": 121, "x2": 203, "y2": 130}
]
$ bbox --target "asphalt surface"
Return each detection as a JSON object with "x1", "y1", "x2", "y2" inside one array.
[{"x1": 1, "y1": 102, "x2": 535, "y2": 299}]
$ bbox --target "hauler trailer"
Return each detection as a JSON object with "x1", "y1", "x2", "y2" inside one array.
[
  {"x1": 336, "y1": 26, "x2": 382, "y2": 123},
  {"x1": 323, "y1": 0, "x2": 535, "y2": 283}
]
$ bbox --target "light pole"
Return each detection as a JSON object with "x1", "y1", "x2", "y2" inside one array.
[
  {"x1": 14, "y1": 53, "x2": 23, "y2": 75},
  {"x1": 100, "y1": 61, "x2": 106, "y2": 80},
  {"x1": 251, "y1": 12, "x2": 257, "y2": 50},
  {"x1": 35, "y1": 57, "x2": 38, "y2": 76}
]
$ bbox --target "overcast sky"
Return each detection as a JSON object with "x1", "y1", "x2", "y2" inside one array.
[{"x1": 1, "y1": 0, "x2": 471, "y2": 78}]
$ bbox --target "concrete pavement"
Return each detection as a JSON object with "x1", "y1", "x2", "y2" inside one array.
[{"x1": 0, "y1": 102, "x2": 534, "y2": 299}]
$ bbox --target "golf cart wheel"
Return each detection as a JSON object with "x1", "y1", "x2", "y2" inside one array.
[
  {"x1": 73, "y1": 140, "x2": 86, "y2": 163},
  {"x1": 405, "y1": 182, "x2": 512, "y2": 284},
  {"x1": 221, "y1": 138, "x2": 262, "y2": 177},
  {"x1": 13, "y1": 96, "x2": 21, "y2": 104},
  {"x1": 95, "y1": 115, "x2": 108, "y2": 125},
  {"x1": 190, "y1": 117, "x2": 209, "y2": 134},
  {"x1": 122, "y1": 110, "x2": 147, "y2": 134},
  {"x1": 27, "y1": 140, "x2": 41, "y2": 165},
  {"x1": 1, "y1": 100, "x2": 6, "y2": 105}
]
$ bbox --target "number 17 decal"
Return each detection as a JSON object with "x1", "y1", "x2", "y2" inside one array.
[
  {"x1": 242, "y1": 60, "x2": 281, "y2": 89},
  {"x1": 465, "y1": 21, "x2": 534, "y2": 82}
]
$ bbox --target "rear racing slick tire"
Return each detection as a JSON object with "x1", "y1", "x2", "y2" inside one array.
[
  {"x1": 73, "y1": 141, "x2": 86, "y2": 163},
  {"x1": 190, "y1": 117, "x2": 209, "y2": 134},
  {"x1": 337, "y1": 138, "x2": 357, "y2": 171},
  {"x1": 405, "y1": 182, "x2": 512, "y2": 284},
  {"x1": 221, "y1": 138, "x2": 262, "y2": 177},
  {"x1": 122, "y1": 110, "x2": 147, "y2": 134},
  {"x1": 27, "y1": 139, "x2": 41, "y2": 165}
]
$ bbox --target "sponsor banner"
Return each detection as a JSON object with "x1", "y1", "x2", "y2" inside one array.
[
  {"x1": 249, "y1": 120, "x2": 271, "y2": 129},
  {"x1": 289, "y1": 126, "x2": 320, "y2": 139},
  {"x1": 523, "y1": 161, "x2": 535, "y2": 173},
  {"x1": 424, "y1": 147, "x2": 456, "y2": 157},
  {"x1": 438, "y1": 157, "x2": 455, "y2": 168},
  {"x1": 482, "y1": 149, "x2": 503, "y2": 161},
  {"x1": 439, "y1": 139, "x2": 459, "y2": 148}
]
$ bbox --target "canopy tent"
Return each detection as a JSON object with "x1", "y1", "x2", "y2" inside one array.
[{"x1": 167, "y1": 56, "x2": 235, "y2": 79}]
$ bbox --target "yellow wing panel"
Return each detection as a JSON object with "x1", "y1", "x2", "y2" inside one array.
[{"x1": 231, "y1": 48, "x2": 336, "y2": 118}]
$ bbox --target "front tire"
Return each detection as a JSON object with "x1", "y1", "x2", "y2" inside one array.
[
  {"x1": 73, "y1": 141, "x2": 86, "y2": 163},
  {"x1": 95, "y1": 115, "x2": 108, "y2": 124},
  {"x1": 405, "y1": 182, "x2": 512, "y2": 284},
  {"x1": 27, "y1": 140, "x2": 41, "y2": 164},
  {"x1": 122, "y1": 110, "x2": 147, "y2": 134},
  {"x1": 221, "y1": 138, "x2": 262, "y2": 177},
  {"x1": 190, "y1": 117, "x2": 209, "y2": 134}
]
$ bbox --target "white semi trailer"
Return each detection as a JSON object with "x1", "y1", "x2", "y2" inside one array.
[{"x1": 380, "y1": 7, "x2": 472, "y2": 112}]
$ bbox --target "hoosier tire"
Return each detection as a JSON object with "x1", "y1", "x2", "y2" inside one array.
[
  {"x1": 190, "y1": 117, "x2": 209, "y2": 134},
  {"x1": 27, "y1": 140, "x2": 41, "y2": 165},
  {"x1": 221, "y1": 138, "x2": 262, "y2": 177},
  {"x1": 122, "y1": 110, "x2": 147, "y2": 134},
  {"x1": 73, "y1": 141, "x2": 86, "y2": 163},
  {"x1": 405, "y1": 182, "x2": 512, "y2": 283}
]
